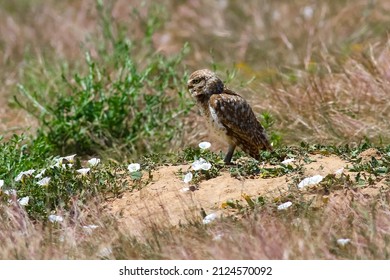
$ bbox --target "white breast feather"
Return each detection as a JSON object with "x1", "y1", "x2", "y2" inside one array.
[
  {"x1": 209, "y1": 105, "x2": 225, "y2": 129},
  {"x1": 208, "y1": 104, "x2": 234, "y2": 144}
]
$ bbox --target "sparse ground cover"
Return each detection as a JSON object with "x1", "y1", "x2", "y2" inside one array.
[{"x1": 0, "y1": 0, "x2": 389, "y2": 259}]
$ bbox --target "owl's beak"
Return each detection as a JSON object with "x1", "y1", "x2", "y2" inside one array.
[
  {"x1": 190, "y1": 90, "x2": 203, "y2": 97},
  {"x1": 188, "y1": 84, "x2": 197, "y2": 97},
  {"x1": 188, "y1": 83, "x2": 205, "y2": 97}
]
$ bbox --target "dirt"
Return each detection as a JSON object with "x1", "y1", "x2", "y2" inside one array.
[
  {"x1": 358, "y1": 148, "x2": 382, "y2": 163},
  {"x1": 105, "y1": 153, "x2": 388, "y2": 234}
]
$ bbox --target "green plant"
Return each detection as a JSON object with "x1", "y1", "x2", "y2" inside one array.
[
  {"x1": 1, "y1": 152, "x2": 127, "y2": 220},
  {"x1": 15, "y1": 1, "x2": 192, "y2": 160},
  {"x1": 178, "y1": 146, "x2": 223, "y2": 185},
  {"x1": 258, "y1": 111, "x2": 282, "y2": 148},
  {"x1": 0, "y1": 134, "x2": 53, "y2": 186}
]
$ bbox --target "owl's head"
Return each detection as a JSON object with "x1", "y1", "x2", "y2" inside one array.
[{"x1": 187, "y1": 69, "x2": 224, "y2": 97}]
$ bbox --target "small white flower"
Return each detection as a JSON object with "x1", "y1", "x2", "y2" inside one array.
[
  {"x1": 98, "y1": 247, "x2": 113, "y2": 258},
  {"x1": 337, "y1": 238, "x2": 351, "y2": 246},
  {"x1": 192, "y1": 159, "x2": 204, "y2": 171},
  {"x1": 34, "y1": 169, "x2": 46, "y2": 179},
  {"x1": 83, "y1": 224, "x2": 99, "y2": 230},
  {"x1": 199, "y1": 141, "x2": 211, "y2": 150},
  {"x1": 183, "y1": 172, "x2": 193, "y2": 183},
  {"x1": 201, "y1": 162, "x2": 212, "y2": 171},
  {"x1": 15, "y1": 169, "x2": 35, "y2": 182},
  {"x1": 277, "y1": 201, "x2": 292, "y2": 210},
  {"x1": 76, "y1": 168, "x2": 90, "y2": 176},
  {"x1": 53, "y1": 156, "x2": 63, "y2": 164},
  {"x1": 37, "y1": 177, "x2": 51, "y2": 186},
  {"x1": 4, "y1": 189, "x2": 16, "y2": 196},
  {"x1": 48, "y1": 214, "x2": 64, "y2": 223},
  {"x1": 281, "y1": 158, "x2": 295, "y2": 165},
  {"x1": 180, "y1": 187, "x2": 191, "y2": 193},
  {"x1": 128, "y1": 163, "x2": 140, "y2": 173},
  {"x1": 213, "y1": 233, "x2": 224, "y2": 241},
  {"x1": 88, "y1": 158, "x2": 100, "y2": 167},
  {"x1": 302, "y1": 6, "x2": 314, "y2": 20},
  {"x1": 63, "y1": 154, "x2": 77, "y2": 163},
  {"x1": 335, "y1": 168, "x2": 344, "y2": 175},
  {"x1": 24, "y1": 169, "x2": 35, "y2": 176},
  {"x1": 192, "y1": 158, "x2": 211, "y2": 171},
  {"x1": 0, "y1": 179, "x2": 4, "y2": 188},
  {"x1": 272, "y1": 10, "x2": 281, "y2": 21},
  {"x1": 52, "y1": 161, "x2": 64, "y2": 169},
  {"x1": 83, "y1": 224, "x2": 99, "y2": 234},
  {"x1": 298, "y1": 175, "x2": 323, "y2": 189},
  {"x1": 202, "y1": 212, "x2": 218, "y2": 224},
  {"x1": 52, "y1": 157, "x2": 75, "y2": 169},
  {"x1": 18, "y1": 196, "x2": 29, "y2": 206}
]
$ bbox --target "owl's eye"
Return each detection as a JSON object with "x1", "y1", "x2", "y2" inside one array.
[{"x1": 193, "y1": 78, "x2": 201, "y2": 84}]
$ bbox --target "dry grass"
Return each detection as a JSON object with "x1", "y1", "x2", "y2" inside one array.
[
  {"x1": 1, "y1": 0, "x2": 390, "y2": 260},
  {"x1": 259, "y1": 46, "x2": 390, "y2": 145},
  {"x1": 1, "y1": 188, "x2": 389, "y2": 259},
  {"x1": 1, "y1": 0, "x2": 390, "y2": 144}
]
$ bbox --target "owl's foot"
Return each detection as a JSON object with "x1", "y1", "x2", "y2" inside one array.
[{"x1": 223, "y1": 144, "x2": 236, "y2": 165}]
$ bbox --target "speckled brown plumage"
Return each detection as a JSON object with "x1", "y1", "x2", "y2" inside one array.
[{"x1": 187, "y1": 69, "x2": 272, "y2": 164}]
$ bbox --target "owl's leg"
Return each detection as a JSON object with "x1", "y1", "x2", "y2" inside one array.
[{"x1": 224, "y1": 144, "x2": 236, "y2": 164}]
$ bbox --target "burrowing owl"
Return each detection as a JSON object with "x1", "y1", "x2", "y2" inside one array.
[{"x1": 187, "y1": 69, "x2": 273, "y2": 164}]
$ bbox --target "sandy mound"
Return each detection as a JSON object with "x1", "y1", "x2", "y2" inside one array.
[{"x1": 104, "y1": 153, "x2": 368, "y2": 234}]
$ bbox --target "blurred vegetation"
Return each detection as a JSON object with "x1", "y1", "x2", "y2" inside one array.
[
  {"x1": 0, "y1": 0, "x2": 389, "y2": 260},
  {"x1": 13, "y1": 1, "x2": 192, "y2": 159}
]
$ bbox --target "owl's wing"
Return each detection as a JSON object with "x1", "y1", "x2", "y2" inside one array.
[{"x1": 209, "y1": 90, "x2": 272, "y2": 158}]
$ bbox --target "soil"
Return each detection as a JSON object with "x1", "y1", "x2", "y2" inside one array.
[{"x1": 105, "y1": 152, "x2": 388, "y2": 234}]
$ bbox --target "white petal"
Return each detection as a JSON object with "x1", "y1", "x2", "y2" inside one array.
[
  {"x1": 277, "y1": 201, "x2": 292, "y2": 210},
  {"x1": 48, "y1": 214, "x2": 64, "y2": 223},
  {"x1": 302, "y1": 6, "x2": 314, "y2": 19},
  {"x1": 24, "y1": 169, "x2": 35, "y2": 176},
  {"x1": 212, "y1": 233, "x2": 224, "y2": 241},
  {"x1": 298, "y1": 175, "x2": 323, "y2": 189},
  {"x1": 0, "y1": 179, "x2": 4, "y2": 188},
  {"x1": 34, "y1": 169, "x2": 46, "y2": 179},
  {"x1": 192, "y1": 158, "x2": 208, "y2": 171},
  {"x1": 201, "y1": 162, "x2": 212, "y2": 171},
  {"x1": 128, "y1": 163, "x2": 140, "y2": 172},
  {"x1": 82, "y1": 224, "x2": 99, "y2": 234},
  {"x1": 198, "y1": 141, "x2": 211, "y2": 150},
  {"x1": 15, "y1": 173, "x2": 24, "y2": 182},
  {"x1": 52, "y1": 161, "x2": 65, "y2": 169},
  {"x1": 76, "y1": 168, "x2": 90, "y2": 176},
  {"x1": 335, "y1": 168, "x2": 344, "y2": 175},
  {"x1": 88, "y1": 158, "x2": 100, "y2": 167},
  {"x1": 37, "y1": 177, "x2": 51, "y2": 186},
  {"x1": 281, "y1": 158, "x2": 295, "y2": 165},
  {"x1": 18, "y1": 196, "x2": 29, "y2": 206},
  {"x1": 183, "y1": 172, "x2": 193, "y2": 183},
  {"x1": 202, "y1": 213, "x2": 218, "y2": 224},
  {"x1": 63, "y1": 154, "x2": 77, "y2": 163},
  {"x1": 15, "y1": 169, "x2": 35, "y2": 181},
  {"x1": 98, "y1": 247, "x2": 112, "y2": 258},
  {"x1": 83, "y1": 224, "x2": 99, "y2": 229},
  {"x1": 180, "y1": 187, "x2": 190, "y2": 193},
  {"x1": 192, "y1": 161, "x2": 202, "y2": 171},
  {"x1": 4, "y1": 189, "x2": 16, "y2": 196},
  {"x1": 337, "y1": 238, "x2": 351, "y2": 246},
  {"x1": 54, "y1": 156, "x2": 63, "y2": 164}
]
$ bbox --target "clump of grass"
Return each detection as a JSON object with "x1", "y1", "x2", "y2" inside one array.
[
  {"x1": 0, "y1": 146, "x2": 128, "y2": 220},
  {"x1": 14, "y1": 1, "x2": 192, "y2": 160},
  {"x1": 0, "y1": 134, "x2": 52, "y2": 185}
]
